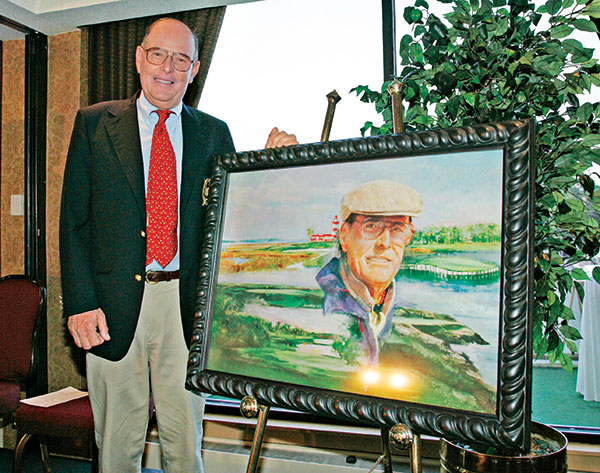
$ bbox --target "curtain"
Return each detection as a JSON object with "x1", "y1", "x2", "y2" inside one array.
[{"x1": 82, "y1": 8, "x2": 226, "y2": 107}]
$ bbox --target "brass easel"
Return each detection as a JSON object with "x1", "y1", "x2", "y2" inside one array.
[
  {"x1": 388, "y1": 424, "x2": 422, "y2": 473},
  {"x1": 321, "y1": 90, "x2": 341, "y2": 141},
  {"x1": 240, "y1": 396, "x2": 270, "y2": 473},
  {"x1": 375, "y1": 80, "x2": 423, "y2": 473},
  {"x1": 387, "y1": 79, "x2": 404, "y2": 133}
]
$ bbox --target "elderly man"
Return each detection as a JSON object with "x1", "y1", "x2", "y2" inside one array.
[
  {"x1": 60, "y1": 17, "x2": 296, "y2": 473},
  {"x1": 316, "y1": 180, "x2": 422, "y2": 366}
]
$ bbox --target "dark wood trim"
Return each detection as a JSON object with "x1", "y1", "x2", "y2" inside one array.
[
  {"x1": 0, "y1": 15, "x2": 37, "y2": 35},
  {"x1": 381, "y1": 0, "x2": 396, "y2": 81},
  {"x1": 0, "y1": 41, "x2": 2, "y2": 275},
  {"x1": 24, "y1": 31, "x2": 47, "y2": 286},
  {"x1": 24, "y1": 30, "x2": 48, "y2": 394}
]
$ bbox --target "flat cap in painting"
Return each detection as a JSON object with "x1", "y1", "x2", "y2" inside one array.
[{"x1": 340, "y1": 180, "x2": 422, "y2": 221}]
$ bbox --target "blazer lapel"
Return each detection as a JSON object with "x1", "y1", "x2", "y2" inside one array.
[{"x1": 103, "y1": 97, "x2": 146, "y2": 221}]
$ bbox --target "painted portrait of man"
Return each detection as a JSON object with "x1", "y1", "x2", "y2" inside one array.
[{"x1": 316, "y1": 180, "x2": 422, "y2": 366}]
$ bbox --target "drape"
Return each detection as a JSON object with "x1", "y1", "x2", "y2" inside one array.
[{"x1": 82, "y1": 8, "x2": 226, "y2": 107}]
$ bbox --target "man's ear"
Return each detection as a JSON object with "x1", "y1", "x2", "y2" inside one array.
[
  {"x1": 406, "y1": 217, "x2": 414, "y2": 245},
  {"x1": 339, "y1": 222, "x2": 350, "y2": 253},
  {"x1": 188, "y1": 60, "x2": 200, "y2": 84},
  {"x1": 135, "y1": 46, "x2": 144, "y2": 74}
]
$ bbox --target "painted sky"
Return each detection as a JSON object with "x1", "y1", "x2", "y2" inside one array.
[{"x1": 220, "y1": 148, "x2": 504, "y2": 242}]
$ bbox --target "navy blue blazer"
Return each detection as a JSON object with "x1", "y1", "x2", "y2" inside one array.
[{"x1": 59, "y1": 94, "x2": 235, "y2": 361}]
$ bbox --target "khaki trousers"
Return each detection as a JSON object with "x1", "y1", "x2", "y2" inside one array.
[{"x1": 87, "y1": 280, "x2": 205, "y2": 473}]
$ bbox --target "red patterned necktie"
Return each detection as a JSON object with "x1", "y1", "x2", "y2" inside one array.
[{"x1": 146, "y1": 109, "x2": 178, "y2": 268}]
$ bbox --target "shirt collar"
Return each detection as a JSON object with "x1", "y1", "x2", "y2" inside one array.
[{"x1": 138, "y1": 91, "x2": 183, "y2": 120}]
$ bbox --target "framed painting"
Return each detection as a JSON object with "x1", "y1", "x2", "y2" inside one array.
[{"x1": 186, "y1": 120, "x2": 535, "y2": 451}]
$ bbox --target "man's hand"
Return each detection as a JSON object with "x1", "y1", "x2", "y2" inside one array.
[
  {"x1": 265, "y1": 127, "x2": 298, "y2": 148},
  {"x1": 67, "y1": 309, "x2": 111, "y2": 350}
]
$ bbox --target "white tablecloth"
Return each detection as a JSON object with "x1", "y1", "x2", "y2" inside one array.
[{"x1": 576, "y1": 265, "x2": 600, "y2": 402}]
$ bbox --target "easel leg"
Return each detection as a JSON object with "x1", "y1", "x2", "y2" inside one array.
[
  {"x1": 380, "y1": 426, "x2": 394, "y2": 473},
  {"x1": 388, "y1": 423, "x2": 423, "y2": 473},
  {"x1": 411, "y1": 433, "x2": 421, "y2": 473},
  {"x1": 240, "y1": 396, "x2": 270, "y2": 473}
]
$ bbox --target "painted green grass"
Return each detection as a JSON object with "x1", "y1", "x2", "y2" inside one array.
[
  {"x1": 207, "y1": 284, "x2": 496, "y2": 413},
  {"x1": 416, "y1": 255, "x2": 497, "y2": 272}
]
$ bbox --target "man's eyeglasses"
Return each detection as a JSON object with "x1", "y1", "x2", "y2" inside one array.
[
  {"x1": 353, "y1": 216, "x2": 415, "y2": 245},
  {"x1": 142, "y1": 47, "x2": 195, "y2": 72}
]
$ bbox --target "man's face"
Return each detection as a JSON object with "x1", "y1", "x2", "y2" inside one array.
[
  {"x1": 339, "y1": 215, "x2": 414, "y2": 294},
  {"x1": 135, "y1": 19, "x2": 200, "y2": 110}
]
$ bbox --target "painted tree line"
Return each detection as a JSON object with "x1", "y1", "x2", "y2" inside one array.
[{"x1": 412, "y1": 223, "x2": 501, "y2": 245}]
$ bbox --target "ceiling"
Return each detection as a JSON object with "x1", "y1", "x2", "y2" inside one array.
[{"x1": 0, "y1": 0, "x2": 258, "y2": 40}]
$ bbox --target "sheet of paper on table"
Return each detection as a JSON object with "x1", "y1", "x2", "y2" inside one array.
[{"x1": 20, "y1": 386, "x2": 88, "y2": 407}]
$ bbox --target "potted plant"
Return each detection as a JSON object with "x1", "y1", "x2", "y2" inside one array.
[{"x1": 352, "y1": 0, "x2": 600, "y2": 467}]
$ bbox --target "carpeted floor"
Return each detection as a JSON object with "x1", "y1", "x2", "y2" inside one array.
[
  {"x1": 0, "y1": 444, "x2": 161, "y2": 473},
  {"x1": 532, "y1": 365, "x2": 600, "y2": 428}
]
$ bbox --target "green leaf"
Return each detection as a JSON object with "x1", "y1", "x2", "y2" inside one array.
[
  {"x1": 562, "y1": 38, "x2": 584, "y2": 55},
  {"x1": 572, "y1": 48, "x2": 595, "y2": 63},
  {"x1": 593, "y1": 266, "x2": 600, "y2": 284},
  {"x1": 581, "y1": 134, "x2": 600, "y2": 146},
  {"x1": 415, "y1": 0, "x2": 429, "y2": 7},
  {"x1": 532, "y1": 55, "x2": 564, "y2": 76},
  {"x1": 494, "y1": 17, "x2": 509, "y2": 36},
  {"x1": 545, "y1": 0, "x2": 562, "y2": 15},
  {"x1": 560, "y1": 324, "x2": 583, "y2": 340},
  {"x1": 399, "y1": 35, "x2": 413, "y2": 63},
  {"x1": 575, "y1": 280, "x2": 585, "y2": 301},
  {"x1": 559, "y1": 352, "x2": 573, "y2": 373},
  {"x1": 570, "y1": 268, "x2": 590, "y2": 280},
  {"x1": 561, "y1": 306, "x2": 575, "y2": 321},
  {"x1": 565, "y1": 338, "x2": 578, "y2": 354},
  {"x1": 536, "y1": 336, "x2": 549, "y2": 358},
  {"x1": 550, "y1": 24, "x2": 574, "y2": 38},
  {"x1": 464, "y1": 92, "x2": 476, "y2": 107},
  {"x1": 572, "y1": 19, "x2": 599, "y2": 33},
  {"x1": 408, "y1": 42, "x2": 425, "y2": 64},
  {"x1": 404, "y1": 6, "x2": 423, "y2": 24},
  {"x1": 415, "y1": 25, "x2": 427, "y2": 37},
  {"x1": 584, "y1": 0, "x2": 600, "y2": 18},
  {"x1": 577, "y1": 102, "x2": 594, "y2": 122},
  {"x1": 549, "y1": 301, "x2": 563, "y2": 326},
  {"x1": 547, "y1": 341, "x2": 564, "y2": 363}
]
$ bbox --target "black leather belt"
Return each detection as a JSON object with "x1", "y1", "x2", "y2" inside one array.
[{"x1": 145, "y1": 270, "x2": 180, "y2": 284}]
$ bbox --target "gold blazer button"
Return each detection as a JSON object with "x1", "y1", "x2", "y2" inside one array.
[
  {"x1": 141, "y1": 230, "x2": 146, "y2": 237},
  {"x1": 134, "y1": 274, "x2": 143, "y2": 282}
]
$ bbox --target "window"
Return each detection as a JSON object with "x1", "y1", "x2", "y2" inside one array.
[{"x1": 200, "y1": 0, "x2": 383, "y2": 151}]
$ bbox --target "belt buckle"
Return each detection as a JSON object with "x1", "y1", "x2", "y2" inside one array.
[{"x1": 145, "y1": 271, "x2": 159, "y2": 285}]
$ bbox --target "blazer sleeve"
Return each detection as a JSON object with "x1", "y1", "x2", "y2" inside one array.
[{"x1": 59, "y1": 109, "x2": 100, "y2": 317}]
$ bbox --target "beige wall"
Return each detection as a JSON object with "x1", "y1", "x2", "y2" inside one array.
[
  {"x1": 0, "y1": 30, "x2": 86, "y2": 393},
  {"x1": 1, "y1": 39, "x2": 25, "y2": 276},
  {"x1": 46, "y1": 30, "x2": 87, "y2": 391}
]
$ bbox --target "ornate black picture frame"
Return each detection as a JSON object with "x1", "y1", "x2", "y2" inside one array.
[{"x1": 186, "y1": 120, "x2": 535, "y2": 451}]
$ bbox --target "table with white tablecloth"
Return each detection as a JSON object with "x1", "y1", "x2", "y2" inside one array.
[{"x1": 576, "y1": 264, "x2": 600, "y2": 402}]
